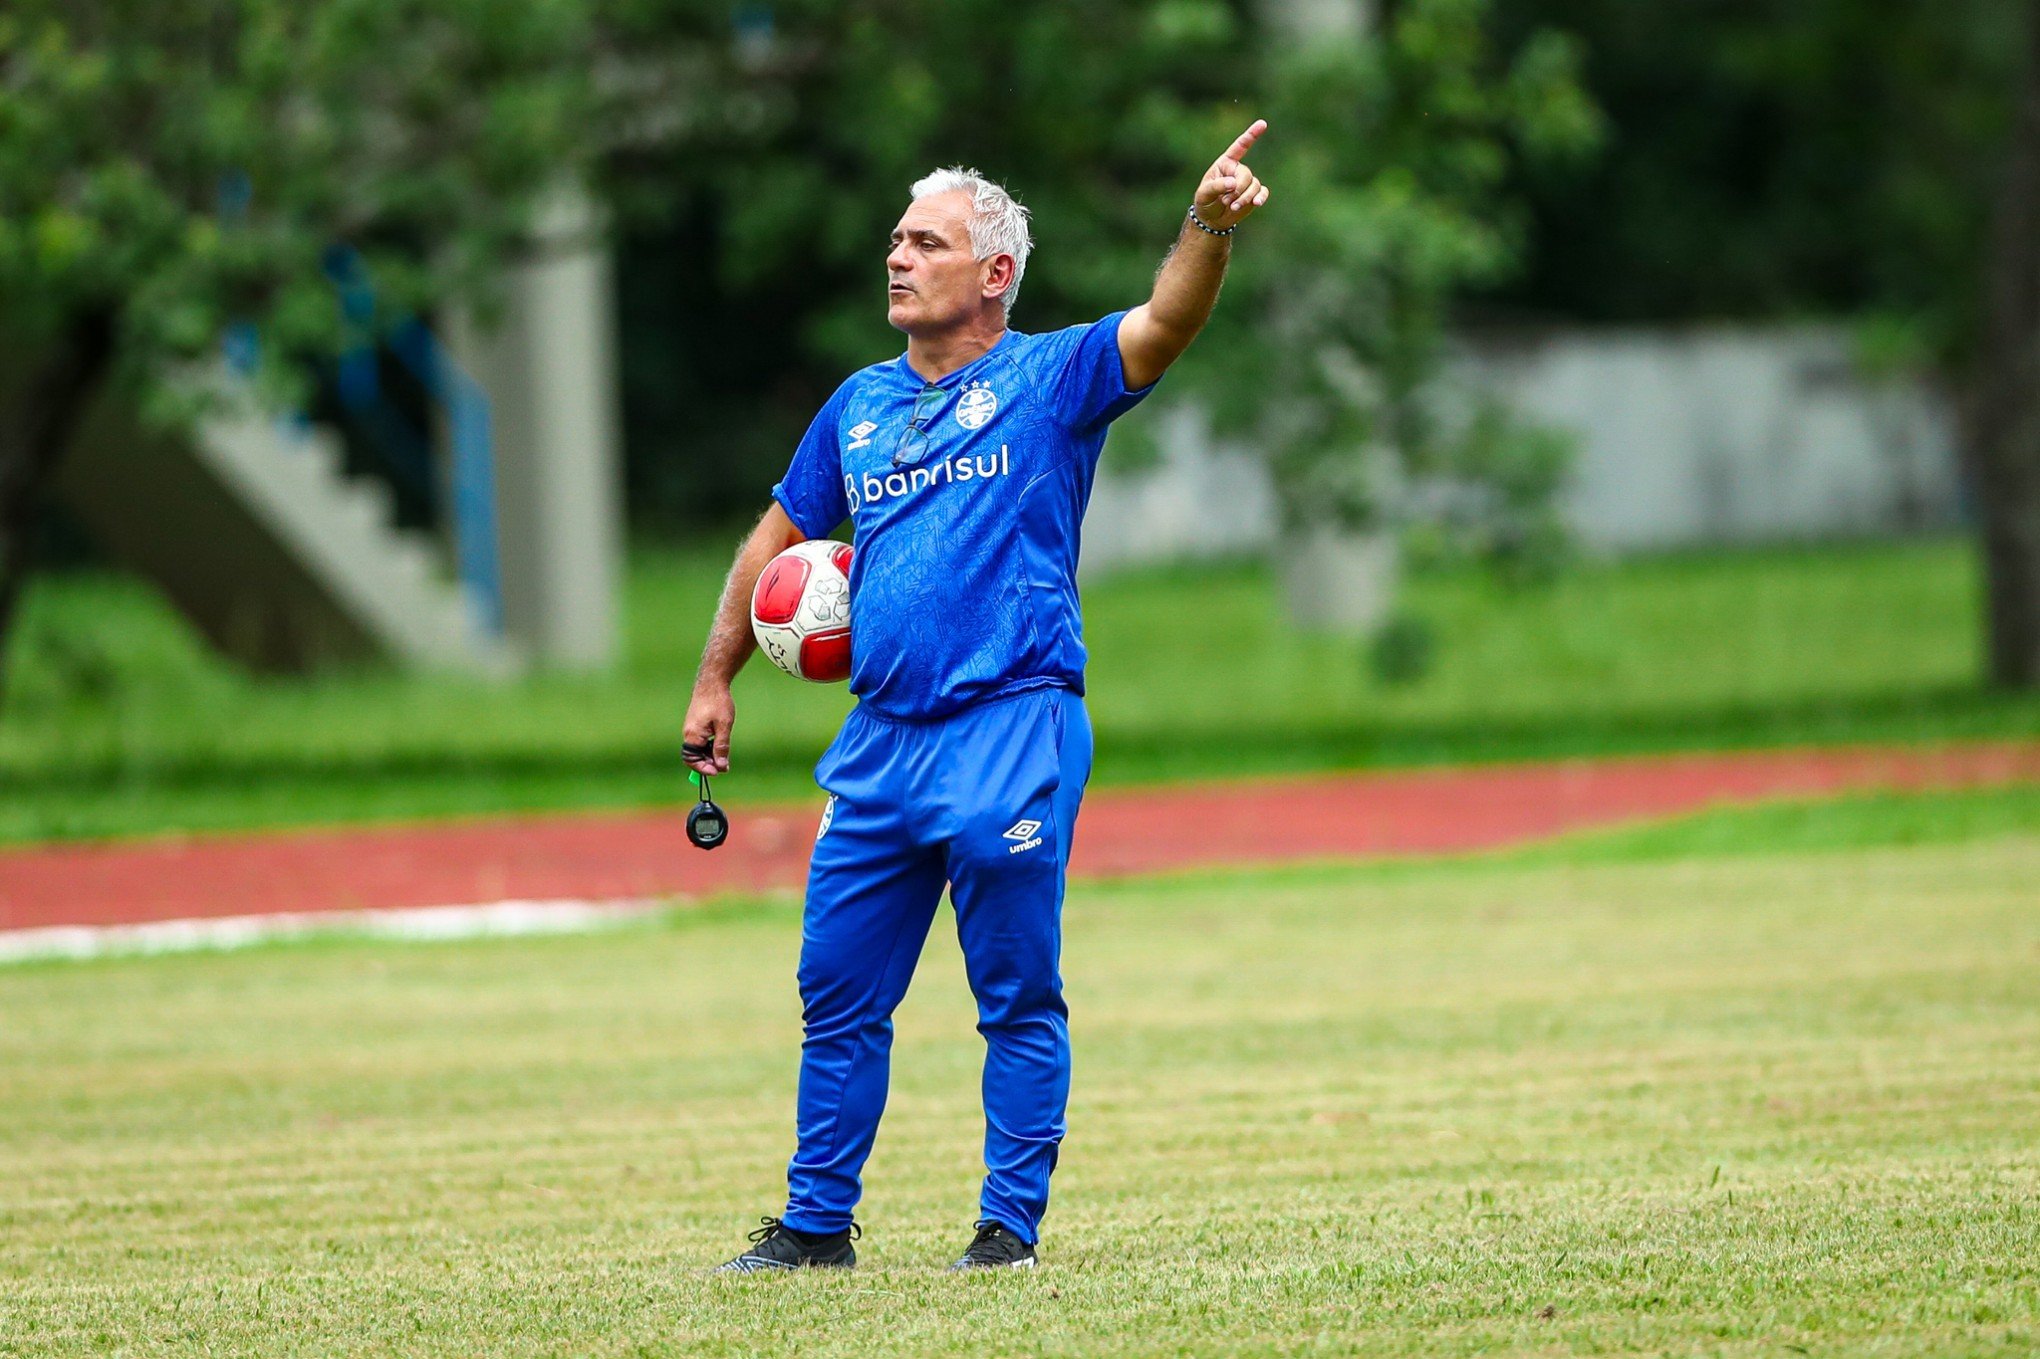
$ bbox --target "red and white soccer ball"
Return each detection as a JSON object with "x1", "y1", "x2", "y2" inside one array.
[{"x1": 750, "y1": 540, "x2": 854, "y2": 682}]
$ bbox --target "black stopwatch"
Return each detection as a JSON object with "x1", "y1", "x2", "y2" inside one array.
[{"x1": 681, "y1": 743, "x2": 729, "y2": 851}]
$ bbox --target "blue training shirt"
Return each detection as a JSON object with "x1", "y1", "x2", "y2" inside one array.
[{"x1": 771, "y1": 311, "x2": 1157, "y2": 721}]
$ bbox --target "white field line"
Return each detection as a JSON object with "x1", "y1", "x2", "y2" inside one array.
[{"x1": 0, "y1": 898, "x2": 664, "y2": 966}]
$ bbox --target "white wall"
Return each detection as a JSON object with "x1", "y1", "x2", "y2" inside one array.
[
  {"x1": 1081, "y1": 324, "x2": 1963, "y2": 572},
  {"x1": 1082, "y1": 404, "x2": 1277, "y2": 575},
  {"x1": 1463, "y1": 326, "x2": 1960, "y2": 550}
]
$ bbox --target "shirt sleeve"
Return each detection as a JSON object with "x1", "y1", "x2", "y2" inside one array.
[
  {"x1": 1042, "y1": 310, "x2": 1160, "y2": 432},
  {"x1": 770, "y1": 382, "x2": 852, "y2": 538}
]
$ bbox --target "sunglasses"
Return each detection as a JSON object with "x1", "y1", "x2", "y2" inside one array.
[{"x1": 892, "y1": 383, "x2": 948, "y2": 468}]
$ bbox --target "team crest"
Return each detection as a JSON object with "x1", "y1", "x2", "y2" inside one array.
[{"x1": 955, "y1": 383, "x2": 998, "y2": 430}]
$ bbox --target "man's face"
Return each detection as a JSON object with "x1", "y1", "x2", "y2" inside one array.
[{"x1": 886, "y1": 190, "x2": 1003, "y2": 333}]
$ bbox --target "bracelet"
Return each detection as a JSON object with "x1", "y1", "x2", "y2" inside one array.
[{"x1": 1187, "y1": 204, "x2": 1236, "y2": 237}]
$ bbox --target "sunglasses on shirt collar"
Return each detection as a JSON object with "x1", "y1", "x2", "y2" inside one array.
[{"x1": 892, "y1": 383, "x2": 948, "y2": 468}]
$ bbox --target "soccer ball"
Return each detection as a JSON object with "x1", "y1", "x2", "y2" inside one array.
[{"x1": 751, "y1": 540, "x2": 854, "y2": 682}]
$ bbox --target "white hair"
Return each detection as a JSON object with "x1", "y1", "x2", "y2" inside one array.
[{"x1": 909, "y1": 166, "x2": 1033, "y2": 315}]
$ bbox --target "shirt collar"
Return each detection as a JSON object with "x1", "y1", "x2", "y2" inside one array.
[{"x1": 892, "y1": 327, "x2": 1020, "y2": 389}]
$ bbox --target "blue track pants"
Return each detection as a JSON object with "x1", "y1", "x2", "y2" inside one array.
[{"x1": 779, "y1": 687, "x2": 1091, "y2": 1244}]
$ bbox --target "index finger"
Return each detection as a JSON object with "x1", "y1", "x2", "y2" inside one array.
[{"x1": 1223, "y1": 118, "x2": 1268, "y2": 163}]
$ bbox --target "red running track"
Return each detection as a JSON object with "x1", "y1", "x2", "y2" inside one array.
[{"x1": 3, "y1": 742, "x2": 2036, "y2": 932}]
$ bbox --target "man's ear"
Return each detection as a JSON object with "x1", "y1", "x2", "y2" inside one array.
[{"x1": 981, "y1": 254, "x2": 1017, "y2": 305}]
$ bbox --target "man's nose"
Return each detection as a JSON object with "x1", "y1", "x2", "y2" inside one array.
[{"x1": 886, "y1": 242, "x2": 911, "y2": 273}]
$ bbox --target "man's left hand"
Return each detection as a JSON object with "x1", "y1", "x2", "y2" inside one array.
[{"x1": 1192, "y1": 119, "x2": 1271, "y2": 232}]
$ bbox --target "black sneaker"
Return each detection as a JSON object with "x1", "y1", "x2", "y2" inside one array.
[
  {"x1": 948, "y1": 1220, "x2": 1037, "y2": 1270},
  {"x1": 714, "y1": 1216, "x2": 859, "y2": 1274}
]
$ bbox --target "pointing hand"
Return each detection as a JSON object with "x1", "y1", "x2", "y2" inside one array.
[{"x1": 1193, "y1": 119, "x2": 1271, "y2": 232}]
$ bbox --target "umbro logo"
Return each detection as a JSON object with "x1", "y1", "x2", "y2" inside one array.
[
  {"x1": 847, "y1": 420, "x2": 878, "y2": 450},
  {"x1": 1003, "y1": 818, "x2": 1044, "y2": 854}
]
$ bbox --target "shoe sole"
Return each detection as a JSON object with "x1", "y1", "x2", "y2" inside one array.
[{"x1": 715, "y1": 1255, "x2": 855, "y2": 1274}]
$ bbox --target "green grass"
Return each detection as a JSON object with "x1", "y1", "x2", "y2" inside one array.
[
  {"x1": 3, "y1": 536, "x2": 2036, "y2": 845},
  {"x1": 3, "y1": 792, "x2": 2036, "y2": 1356},
  {"x1": 1512, "y1": 782, "x2": 2040, "y2": 865}
]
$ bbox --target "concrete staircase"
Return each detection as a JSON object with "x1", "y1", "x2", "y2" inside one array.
[{"x1": 56, "y1": 382, "x2": 517, "y2": 676}]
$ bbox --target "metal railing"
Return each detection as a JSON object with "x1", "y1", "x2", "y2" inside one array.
[{"x1": 321, "y1": 245, "x2": 504, "y2": 636}]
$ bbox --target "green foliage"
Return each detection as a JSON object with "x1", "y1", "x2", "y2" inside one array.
[
  {"x1": 0, "y1": 0, "x2": 694, "y2": 400},
  {"x1": 1155, "y1": 0, "x2": 1602, "y2": 536},
  {"x1": 1367, "y1": 609, "x2": 1436, "y2": 686},
  {"x1": 614, "y1": 0, "x2": 1250, "y2": 524},
  {"x1": 612, "y1": 0, "x2": 1598, "y2": 537},
  {"x1": 1487, "y1": 0, "x2": 2025, "y2": 361},
  {"x1": 1413, "y1": 399, "x2": 1575, "y2": 584},
  {"x1": 706, "y1": 0, "x2": 1245, "y2": 352}
]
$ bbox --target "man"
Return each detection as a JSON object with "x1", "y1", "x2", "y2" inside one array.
[{"x1": 686, "y1": 121, "x2": 1271, "y2": 1273}]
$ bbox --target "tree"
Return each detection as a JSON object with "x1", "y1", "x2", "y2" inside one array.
[
  {"x1": 1968, "y1": 0, "x2": 2040, "y2": 685},
  {"x1": 1479, "y1": 0, "x2": 2037, "y2": 686},
  {"x1": 613, "y1": 0, "x2": 1597, "y2": 571},
  {"x1": 610, "y1": 0, "x2": 1256, "y2": 526},
  {"x1": 0, "y1": 0, "x2": 706, "y2": 703},
  {"x1": 1173, "y1": 0, "x2": 1601, "y2": 549},
  {"x1": 1486, "y1": 0, "x2": 2024, "y2": 332}
]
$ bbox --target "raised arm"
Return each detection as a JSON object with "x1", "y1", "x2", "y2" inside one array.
[
  {"x1": 1117, "y1": 119, "x2": 1272, "y2": 391},
  {"x1": 682, "y1": 501, "x2": 807, "y2": 774}
]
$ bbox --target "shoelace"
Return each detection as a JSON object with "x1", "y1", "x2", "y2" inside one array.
[
  {"x1": 960, "y1": 1221, "x2": 1016, "y2": 1263},
  {"x1": 746, "y1": 1216, "x2": 861, "y2": 1246}
]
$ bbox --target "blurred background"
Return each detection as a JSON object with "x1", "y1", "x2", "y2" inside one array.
[{"x1": 2, "y1": 0, "x2": 2037, "y2": 844}]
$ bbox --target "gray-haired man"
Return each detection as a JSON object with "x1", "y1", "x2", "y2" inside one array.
[{"x1": 692, "y1": 123, "x2": 1271, "y2": 1272}]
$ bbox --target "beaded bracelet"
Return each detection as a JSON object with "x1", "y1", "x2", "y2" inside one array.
[{"x1": 1187, "y1": 205, "x2": 1236, "y2": 237}]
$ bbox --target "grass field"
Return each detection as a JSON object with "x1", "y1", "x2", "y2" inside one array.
[
  {"x1": 4, "y1": 788, "x2": 2036, "y2": 1356},
  {"x1": 5, "y1": 536, "x2": 2038, "y2": 846}
]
